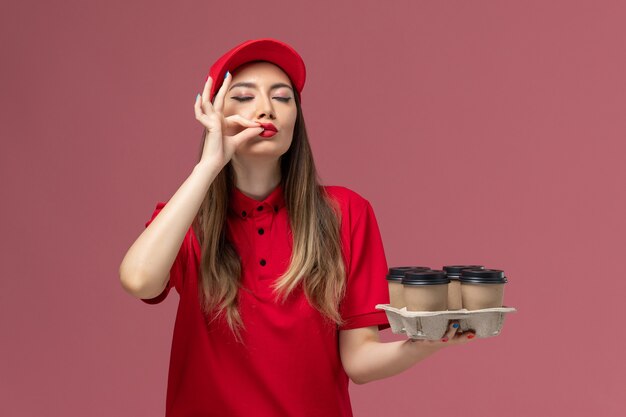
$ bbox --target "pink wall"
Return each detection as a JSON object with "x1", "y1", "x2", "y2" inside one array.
[{"x1": 2, "y1": 0, "x2": 624, "y2": 416}]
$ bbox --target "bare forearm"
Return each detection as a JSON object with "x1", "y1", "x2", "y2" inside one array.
[
  {"x1": 119, "y1": 162, "x2": 222, "y2": 297},
  {"x1": 351, "y1": 340, "x2": 442, "y2": 384}
]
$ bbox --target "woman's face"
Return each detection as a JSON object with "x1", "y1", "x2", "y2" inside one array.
[{"x1": 222, "y1": 61, "x2": 297, "y2": 160}]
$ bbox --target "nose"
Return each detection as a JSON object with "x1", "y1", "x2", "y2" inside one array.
[{"x1": 255, "y1": 94, "x2": 276, "y2": 120}]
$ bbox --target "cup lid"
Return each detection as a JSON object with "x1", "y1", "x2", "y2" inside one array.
[
  {"x1": 386, "y1": 266, "x2": 431, "y2": 282},
  {"x1": 460, "y1": 268, "x2": 507, "y2": 284},
  {"x1": 443, "y1": 265, "x2": 486, "y2": 276},
  {"x1": 402, "y1": 269, "x2": 450, "y2": 286}
]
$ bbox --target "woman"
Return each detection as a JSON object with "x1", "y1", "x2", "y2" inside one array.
[{"x1": 119, "y1": 38, "x2": 474, "y2": 417}]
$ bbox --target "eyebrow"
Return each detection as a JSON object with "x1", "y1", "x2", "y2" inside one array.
[{"x1": 228, "y1": 82, "x2": 293, "y2": 92}]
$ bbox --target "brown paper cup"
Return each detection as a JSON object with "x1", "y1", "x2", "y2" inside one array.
[
  {"x1": 386, "y1": 266, "x2": 432, "y2": 310},
  {"x1": 447, "y1": 280, "x2": 463, "y2": 310},
  {"x1": 442, "y1": 265, "x2": 485, "y2": 310},
  {"x1": 461, "y1": 282, "x2": 505, "y2": 310},
  {"x1": 388, "y1": 281, "x2": 405, "y2": 309},
  {"x1": 404, "y1": 284, "x2": 449, "y2": 311}
]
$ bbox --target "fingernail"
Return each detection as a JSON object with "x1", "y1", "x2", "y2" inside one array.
[
  {"x1": 196, "y1": 93, "x2": 200, "y2": 101},
  {"x1": 224, "y1": 70, "x2": 229, "y2": 79},
  {"x1": 452, "y1": 323, "x2": 459, "y2": 328},
  {"x1": 441, "y1": 338, "x2": 448, "y2": 342},
  {"x1": 467, "y1": 334, "x2": 475, "y2": 339}
]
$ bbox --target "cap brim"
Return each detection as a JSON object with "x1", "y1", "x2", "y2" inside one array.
[{"x1": 207, "y1": 38, "x2": 306, "y2": 102}]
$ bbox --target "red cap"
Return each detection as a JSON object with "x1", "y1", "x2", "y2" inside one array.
[{"x1": 206, "y1": 38, "x2": 306, "y2": 103}]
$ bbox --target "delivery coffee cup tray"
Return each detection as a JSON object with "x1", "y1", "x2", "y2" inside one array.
[{"x1": 375, "y1": 304, "x2": 517, "y2": 340}]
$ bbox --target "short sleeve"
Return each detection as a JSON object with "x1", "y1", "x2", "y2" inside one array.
[
  {"x1": 338, "y1": 199, "x2": 391, "y2": 331},
  {"x1": 140, "y1": 202, "x2": 188, "y2": 305}
]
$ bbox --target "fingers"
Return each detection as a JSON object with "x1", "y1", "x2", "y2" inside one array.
[
  {"x1": 194, "y1": 93, "x2": 204, "y2": 120},
  {"x1": 212, "y1": 71, "x2": 231, "y2": 114},
  {"x1": 449, "y1": 327, "x2": 476, "y2": 345},
  {"x1": 224, "y1": 114, "x2": 262, "y2": 130},
  {"x1": 440, "y1": 320, "x2": 460, "y2": 343},
  {"x1": 195, "y1": 92, "x2": 215, "y2": 126},
  {"x1": 408, "y1": 322, "x2": 476, "y2": 348},
  {"x1": 200, "y1": 76, "x2": 214, "y2": 114},
  {"x1": 456, "y1": 330, "x2": 476, "y2": 342},
  {"x1": 224, "y1": 115, "x2": 262, "y2": 146},
  {"x1": 230, "y1": 125, "x2": 264, "y2": 148}
]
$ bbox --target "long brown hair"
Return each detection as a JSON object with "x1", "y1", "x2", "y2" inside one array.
[{"x1": 192, "y1": 87, "x2": 346, "y2": 343}]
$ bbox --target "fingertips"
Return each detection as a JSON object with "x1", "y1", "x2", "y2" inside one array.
[
  {"x1": 455, "y1": 331, "x2": 476, "y2": 342},
  {"x1": 202, "y1": 76, "x2": 212, "y2": 103},
  {"x1": 194, "y1": 94, "x2": 203, "y2": 118},
  {"x1": 462, "y1": 327, "x2": 476, "y2": 340},
  {"x1": 247, "y1": 120, "x2": 263, "y2": 127},
  {"x1": 213, "y1": 72, "x2": 231, "y2": 112},
  {"x1": 440, "y1": 320, "x2": 459, "y2": 342},
  {"x1": 226, "y1": 115, "x2": 263, "y2": 128}
]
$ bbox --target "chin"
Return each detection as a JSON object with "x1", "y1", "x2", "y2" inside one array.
[
  {"x1": 245, "y1": 137, "x2": 291, "y2": 151},
  {"x1": 238, "y1": 144, "x2": 289, "y2": 159}
]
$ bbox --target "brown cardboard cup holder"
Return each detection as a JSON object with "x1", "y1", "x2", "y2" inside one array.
[{"x1": 376, "y1": 304, "x2": 517, "y2": 340}]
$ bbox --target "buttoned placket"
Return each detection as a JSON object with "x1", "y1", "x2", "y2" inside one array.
[{"x1": 252, "y1": 202, "x2": 276, "y2": 280}]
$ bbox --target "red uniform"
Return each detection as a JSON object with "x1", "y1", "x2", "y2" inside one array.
[{"x1": 141, "y1": 184, "x2": 390, "y2": 417}]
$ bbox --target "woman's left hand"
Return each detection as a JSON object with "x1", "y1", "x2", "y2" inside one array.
[{"x1": 408, "y1": 320, "x2": 476, "y2": 348}]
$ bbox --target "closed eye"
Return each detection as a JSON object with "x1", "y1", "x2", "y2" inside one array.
[{"x1": 231, "y1": 97, "x2": 292, "y2": 103}]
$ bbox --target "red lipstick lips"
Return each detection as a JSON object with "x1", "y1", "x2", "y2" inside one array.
[
  {"x1": 258, "y1": 122, "x2": 277, "y2": 138},
  {"x1": 258, "y1": 122, "x2": 277, "y2": 132}
]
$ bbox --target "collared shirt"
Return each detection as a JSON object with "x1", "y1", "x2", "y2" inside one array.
[{"x1": 141, "y1": 184, "x2": 390, "y2": 417}]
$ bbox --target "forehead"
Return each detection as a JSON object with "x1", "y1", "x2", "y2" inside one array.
[{"x1": 231, "y1": 61, "x2": 291, "y2": 84}]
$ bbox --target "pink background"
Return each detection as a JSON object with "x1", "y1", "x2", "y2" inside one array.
[{"x1": 2, "y1": 0, "x2": 625, "y2": 416}]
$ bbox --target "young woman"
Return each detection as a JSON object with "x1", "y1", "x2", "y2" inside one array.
[{"x1": 119, "y1": 38, "x2": 475, "y2": 417}]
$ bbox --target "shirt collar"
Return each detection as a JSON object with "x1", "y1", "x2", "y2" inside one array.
[{"x1": 229, "y1": 183, "x2": 286, "y2": 219}]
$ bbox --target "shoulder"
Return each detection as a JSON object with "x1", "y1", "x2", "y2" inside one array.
[
  {"x1": 323, "y1": 185, "x2": 368, "y2": 204},
  {"x1": 322, "y1": 185, "x2": 372, "y2": 219}
]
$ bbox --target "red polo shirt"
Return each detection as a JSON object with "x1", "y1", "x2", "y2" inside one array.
[{"x1": 140, "y1": 184, "x2": 390, "y2": 417}]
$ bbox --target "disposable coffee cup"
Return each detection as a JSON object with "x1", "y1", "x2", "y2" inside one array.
[
  {"x1": 386, "y1": 266, "x2": 431, "y2": 309},
  {"x1": 402, "y1": 270, "x2": 450, "y2": 312},
  {"x1": 443, "y1": 265, "x2": 485, "y2": 310},
  {"x1": 460, "y1": 268, "x2": 508, "y2": 310}
]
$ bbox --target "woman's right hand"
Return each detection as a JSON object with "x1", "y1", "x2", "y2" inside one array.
[{"x1": 194, "y1": 72, "x2": 264, "y2": 169}]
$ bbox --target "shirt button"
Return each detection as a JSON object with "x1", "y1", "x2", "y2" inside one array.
[
  {"x1": 241, "y1": 210, "x2": 247, "y2": 218},
  {"x1": 257, "y1": 205, "x2": 264, "y2": 211},
  {"x1": 258, "y1": 228, "x2": 264, "y2": 235},
  {"x1": 260, "y1": 259, "x2": 266, "y2": 266}
]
